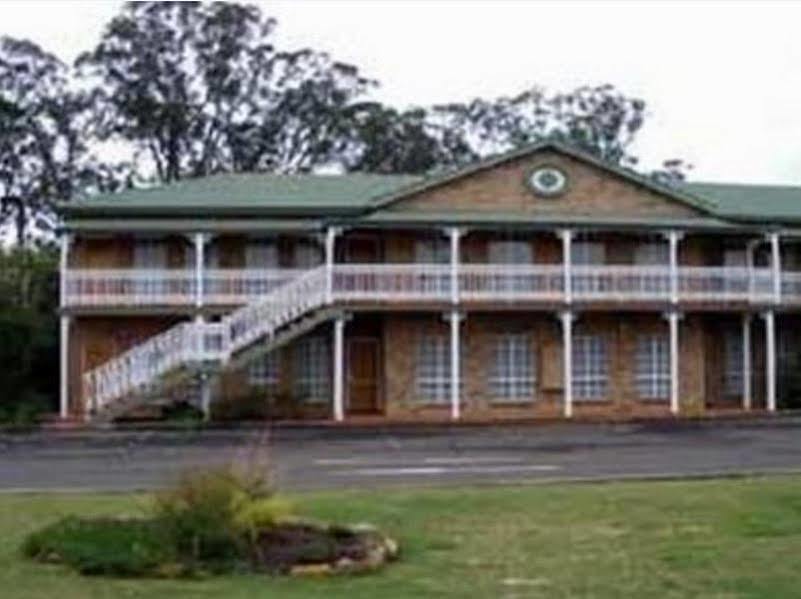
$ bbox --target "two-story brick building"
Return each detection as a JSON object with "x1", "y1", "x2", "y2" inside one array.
[{"x1": 57, "y1": 141, "x2": 801, "y2": 423}]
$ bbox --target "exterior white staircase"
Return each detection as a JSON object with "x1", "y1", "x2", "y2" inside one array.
[{"x1": 83, "y1": 266, "x2": 329, "y2": 420}]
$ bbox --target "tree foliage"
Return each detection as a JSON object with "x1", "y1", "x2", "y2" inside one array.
[{"x1": 76, "y1": 1, "x2": 373, "y2": 180}]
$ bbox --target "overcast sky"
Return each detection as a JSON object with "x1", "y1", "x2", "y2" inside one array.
[{"x1": 4, "y1": 0, "x2": 801, "y2": 185}]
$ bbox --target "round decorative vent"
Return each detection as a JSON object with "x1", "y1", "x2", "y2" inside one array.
[{"x1": 528, "y1": 166, "x2": 568, "y2": 197}]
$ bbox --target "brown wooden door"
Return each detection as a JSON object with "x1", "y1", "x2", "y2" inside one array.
[{"x1": 347, "y1": 338, "x2": 380, "y2": 414}]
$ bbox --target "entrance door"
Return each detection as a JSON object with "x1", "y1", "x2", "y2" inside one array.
[{"x1": 347, "y1": 338, "x2": 381, "y2": 414}]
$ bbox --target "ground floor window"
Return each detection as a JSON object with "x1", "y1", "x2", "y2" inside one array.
[
  {"x1": 489, "y1": 334, "x2": 535, "y2": 401},
  {"x1": 416, "y1": 335, "x2": 452, "y2": 403},
  {"x1": 572, "y1": 334, "x2": 608, "y2": 399},
  {"x1": 723, "y1": 328, "x2": 743, "y2": 397},
  {"x1": 248, "y1": 351, "x2": 280, "y2": 387},
  {"x1": 293, "y1": 336, "x2": 330, "y2": 402},
  {"x1": 634, "y1": 334, "x2": 670, "y2": 399}
]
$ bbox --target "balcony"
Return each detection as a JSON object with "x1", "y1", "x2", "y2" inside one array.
[{"x1": 63, "y1": 264, "x2": 788, "y2": 308}]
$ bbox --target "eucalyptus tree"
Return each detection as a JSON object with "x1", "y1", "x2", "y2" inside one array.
[{"x1": 77, "y1": 1, "x2": 374, "y2": 181}]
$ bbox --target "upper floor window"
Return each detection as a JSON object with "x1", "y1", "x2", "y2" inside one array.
[
  {"x1": 488, "y1": 241, "x2": 533, "y2": 264},
  {"x1": 572, "y1": 241, "x2": 605, "y2": 265},
  {"x1": 294, "y1": 241, "x2": 322, "y2": 268},
  {"x1": 634, "y1": 334, "x2": 670, "y2": 399},
  {"x1": 415, "y1": 238, "x2": 450, "y2": 264},
  {"x1": 634, "y1": 242, "x2": 669, "y2": 265},
  {"x1": 572, "y1": 333, "x2": 608, "y2": 399},
  {"x1": 245, "y1": 241, "x2": 279, "y2": 269},
  {"x1": 134, "y1": 240, "x2": 167, "y2": 268},
  {"x1": 489, "y1": 334, "x2": 535, "y2": 401}
]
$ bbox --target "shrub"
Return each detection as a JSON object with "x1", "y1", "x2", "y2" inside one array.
[
  {"x1": 152, "y1": 465, "x2": 290, "y2": 565},
  {"x1": 22, "y1": 516, "x2": 173, "y2": 576}
]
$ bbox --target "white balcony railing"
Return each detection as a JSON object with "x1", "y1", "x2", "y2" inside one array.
[{"x1": 65, "y1": 264, "x2": 789, "y2": 308}]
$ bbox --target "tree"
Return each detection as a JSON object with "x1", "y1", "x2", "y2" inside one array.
[
  {"x1": 341, "y1": 103, "x2": 476, "y2": 174},
  {"x1": 0, "y1": 37, "x2": 128, "y2": 246},
  {"x1": 77, "y1": 1, "x2": 374, "y2": 181}
]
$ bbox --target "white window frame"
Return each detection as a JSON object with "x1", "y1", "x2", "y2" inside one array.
[
  {"x1": 572, "y1": 334, "x2": 608, "y2": 400},
  {"x1": 634, "y1": 334, "x2": 670, "y2": 400},
  {"x1": 489, "y1": 334, "x2": 535, "y2": 402},
  {"x1": 245, "y1": 240, "x2": 279, "y2": 268},
  {"x1": 488, "y1": 240, "x2": 533, "y2": 264},
  {"x1": 248, "y1": 351, "x2": 280, "y2": 387},
  {"x1": 416, "y1": 335, "x2": 452, "y2": 403},
  {"x1": 293, "y1": 336, "x2": 331, "y2": 403},
  {"x1": 294, "y1": 240, "x2": 322, "y2": 268},
  {"x1": 415, "y1": 238, "x2": 450, "y2": 264},
  {"x1": 634, "y1": 242, "x2": 669, "y2": 265},
  {"x1": 572, "y1": 241, "x2": 605, "y2": 265}
]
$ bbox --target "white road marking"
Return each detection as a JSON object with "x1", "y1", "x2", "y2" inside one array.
[
  {"x1": 333, "y1": 464, "x2": 561, "y2": 477},
  {"x1": 314, "y1": 455, "x2": 527, "y2": 466}
]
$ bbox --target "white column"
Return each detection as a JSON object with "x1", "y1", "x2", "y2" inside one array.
[
  {"x1": 448, "y1": 227, "x2": 462, "y2": 305},
  {"x1": 200, "y1": 373, "x2": 212, "y2": 420},
  {"x1": 666, "y1": 230, "x2": 682, "y2": 304},
  {"x1": 746, "y1": 240, "x2": 757, "y2": 301},
  {"x1": 325, "y1": 227, "x2": 338, "y2": 304},
  {"x1": 769, "y1": 232, "x2": 781, "y2": 305},
  {"x1": 193, "y1": 232, "x2": 207, "y2": 310},
  {"x1": 59, "y1": 232, "x2": 73, "y2": 419},
  {"x1": 764, "y1": 310, "x2": 777, "y2": 412},
  {"x1": 449, "y1": 310, "x2": 462, "y2": 420},
  {"x1": 560, "y1": 310, "x2": 574, "y2": 418},
  {"x1": 742, "y1": 313, "x2": 752, "y2": 410},
  {"x1": 333, "y1": 316, "x2": 345, "y2": 422},
  {"x1": 560, "y1": 229, "x2": 573, "y2": 304},
  {"x1": 668, "y1": 311, "x2": 680, "y2": 415},
  {"x1": 59, "y1": 315, "x2": 71, "y2": 419}
]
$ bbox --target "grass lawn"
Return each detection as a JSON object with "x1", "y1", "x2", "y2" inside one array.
[{"x1": 3, "y1": 477, "x2": 801, "y2": 598}]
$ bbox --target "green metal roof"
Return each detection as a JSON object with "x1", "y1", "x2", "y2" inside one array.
[
  {"x1": 682, "y1": 181, "x2": 801, "y2": 223},
  {"x1": 58, "y1": 141, "x2": 801, "y2": 227},
  {"x1": 64, "y1": 173, "x2": 423, "y2": 216}
]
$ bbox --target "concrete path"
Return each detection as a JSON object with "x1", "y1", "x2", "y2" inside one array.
[{"x1": 1, "y1": 418, "x2": 800, "y2": 493}]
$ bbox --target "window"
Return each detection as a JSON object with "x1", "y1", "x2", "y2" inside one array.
[
  {"x1": 134, "y1": 240, "x2": 167, "y2": 268},
  {"x1": 415, "y1": 238, "x2": 450, "y2": 264},
  {"x1": 572, "y1": 334, "x2": 608, "y2": 399},
  {"x1": 248, "y1": 352, "x2": 280, "y2": 387},
  {"x1": 416, "y1": 335, "x2": 452, "y2": 402},
  {"x1": 724, "y1": 329, "x2": 743, "y2": 397},
  {"x1": 635, "y1": 334, "x2": 670, "y2": 399},
  {"x1": 245, "y1": 241, "x2": 279, "y2": 268},
  {"x1": 488, "y1": 241, "x2": 533, "y2": 264},
  {"x1": 634, "y1": 242, "x2": 669, "y2": 265},
  {"x1": 293, "y1": 336, "x2": 330, "y2": 402},
  {"x1": 294, "y1": 241, "x2": 322, "y2": 268},
  {"x1": 571, "y1": 241, "x2": 605, "y2": 265},
  {"x1": 489, "y1": 334, "x2": 535, "y2": 401}
]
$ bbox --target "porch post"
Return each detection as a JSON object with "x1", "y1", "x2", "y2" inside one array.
[
  {"x1": 448, "y1": 227, "x2": 462, "y2": 305},
  {"x1": 59, "y1": 232, "x2": 72, "y2": 419},
  {"x1": 560, "y1": 310, "x2": 574, "y2": 418},
  {"x1": 764, "y1": 310, "x2": 777, "y2": 412},
  {"x1": 666, "y1": 230, "x2": 683, "y2": 304},
  {"x1": 449, "y1": 310, "x2": 462, "y2": 420},
  {"x1": 560, "y1": 229, "x2": 573, "y2": 304},
  {"x1": 325, "y1": 227, "x2": 339, "y2": 304},
  {"x1": 742, "y1": 313, "x2": 752, "y2": 410},
  {"x1": 667, "y1": 311, "x2": 680, "y2": 415},
  {"x1": 193, "y1": 232, "x2": 207, "y2": 310},
  {"x1": 769, "y1": 232, "x2": 781, "y2": 305},
  {"x1": 333, "y1": 316, "x2": 346, "y2": 422}
]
